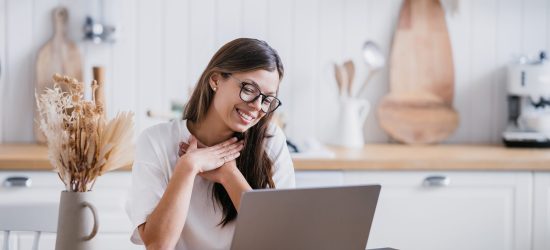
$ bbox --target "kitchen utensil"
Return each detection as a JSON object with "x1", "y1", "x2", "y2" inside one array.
[
  {"x1": 83, "y1": 16, "x2": 116, "y2": 44},
  {"x1": 378, "y1": 92, "x2": 458, "y2": 144},
  {"x1": 362, "y1": 41, "x2": 386, "y2": 69},
  {"x1": 82, "y1": 0, "x2": 116, "y2": 44},
  {"x1": 377, "y1": 0, "x2": 458, "y2": 144},
  {"x1": 343, "y1": 60, "x2": 355, "y2": 96},
  {"x1": 356, "y1": 41, "x2": 386, "y2": 98},
  {"x1": 388, "y1": 0, "x2": 455, "y2": 105},
  {"x1": 334, "y1": 63, "x2": 348, "y2": 98},
  {"x1": 35, "y1": 7, "x2": 83, "y2": 144},
  {"x1": 330, "y1": 98, "x2": 371, "y2": 148},
  {"x1": 92, "y1": 66, "x2": 106, "y2": 119}
]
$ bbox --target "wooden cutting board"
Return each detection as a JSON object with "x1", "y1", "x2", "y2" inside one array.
[
  {"x1": 35, "y1": 7, "x2": 83, "y2": 144},
  {"x1": 377, "y1": 0, "x2": 458, "y2": 144}
]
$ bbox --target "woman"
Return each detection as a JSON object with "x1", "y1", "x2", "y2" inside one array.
[{"x1": 126, "y1": 38, "x2": 296, "y2": 250}]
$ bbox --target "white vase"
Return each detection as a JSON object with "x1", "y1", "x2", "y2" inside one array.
[
  {"x1": 55, "y1": 191, "x2": 99, "y2": 250},
  {"x1": 329, "y1": 98, "x2": 370, "y2": 148}
]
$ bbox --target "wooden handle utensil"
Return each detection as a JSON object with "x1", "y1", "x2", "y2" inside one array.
[
  {"x1": 35, "y1": 7, "x2": 83, "y2": 144},
  {"x1": 343, "y1": 60, "x2": 355, "y2": 97}
]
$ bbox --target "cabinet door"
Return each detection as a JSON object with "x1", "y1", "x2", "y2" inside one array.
[
  {"x1": 344, "y1": 171, "x2": 532, "y2": 250},
  {"x1": 0, "y1": 171, "x2": 135, "y2": 249},
  {"x1": 0, "y1": 172, "x2": 133, "y2": 233},
  {"x1": 295, "y1": 171, "x2": 344, "y2": 188},
  {"x1": 18, "y1": 232, "x2": 144, "y2": 250},
  {"x1": 534, "y1": 172, "x2": 550, "y2": 250}
]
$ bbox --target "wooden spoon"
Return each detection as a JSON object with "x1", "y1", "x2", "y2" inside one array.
[
  {"x1": 343, "y1": 60, "x2": 355, "y2": 97},
  {"x1": 334, "y1": 63, "x2": 348, "y2": 98}
]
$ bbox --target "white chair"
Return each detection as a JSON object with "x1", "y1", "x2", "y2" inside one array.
[{"x1": 0, "y1": 203, "x2": 58, "y2": 250}]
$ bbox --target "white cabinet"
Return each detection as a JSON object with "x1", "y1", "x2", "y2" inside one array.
[
  {"x1": 344, "y1": 171, "x2": 533, "y2": 250},
  {"x1": 0, "y1": 170, "x2": 545, "y2": 250},
  {"x1": 295, "y1": 171, "x2": 344, "y2": 188},
  {"x1": 295, "y1": 170, "x2": 534, "y2": 250},
  {"x1": 17, "y1": 233, "x2": 143, "y2": 250},
  {"x1": 0, "y1": 171, "x2": 142, "y2": 250},
  {"x1": 534, "y1": 172, "x2": 550, "y2": 250}
]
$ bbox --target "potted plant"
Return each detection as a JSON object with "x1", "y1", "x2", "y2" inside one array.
[{"x1": 36, "y1": 74, "x2": 134, "y2": 250}]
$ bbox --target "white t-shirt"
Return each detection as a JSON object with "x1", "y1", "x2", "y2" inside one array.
[{"x1": 126, "y1": 119, "x2": 296, "y2": 249}]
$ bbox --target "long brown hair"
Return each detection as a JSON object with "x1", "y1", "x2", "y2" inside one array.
[{"x1": 183, "y1": 38, "x2": 284, "y2": 226}]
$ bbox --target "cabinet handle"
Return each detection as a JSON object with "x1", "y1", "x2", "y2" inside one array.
[
  {"x1": 3, "y1": 176, "x2": 32, "y2": 188},
  {"x1": 423, "y1": 175, "x2": 450, "y2": 187}
]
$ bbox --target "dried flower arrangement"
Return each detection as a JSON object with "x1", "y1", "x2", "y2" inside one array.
[{"x1": 36, "y1": 74, "x2": 134, "y2": 192}]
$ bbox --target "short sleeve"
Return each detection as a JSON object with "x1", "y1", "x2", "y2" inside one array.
[
  {"x1": 125, "y1": 128, "x2": 170, "y2": 244},
  {"x1": 266, "y1": 124, "x2": 296, "y2": 189}
]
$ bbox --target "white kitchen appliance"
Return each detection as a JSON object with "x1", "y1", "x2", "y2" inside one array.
[{"x1": 503, "y1": 51, "x2": 550, "y2": 147}]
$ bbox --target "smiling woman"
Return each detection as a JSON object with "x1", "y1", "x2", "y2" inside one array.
[{"x1": 126, "y1": 38, "x2": 295, "y2": 250}]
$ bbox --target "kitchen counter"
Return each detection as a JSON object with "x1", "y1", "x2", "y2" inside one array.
[{"x1": 1, "y1": 143, "x2": 550, "y2": 171}]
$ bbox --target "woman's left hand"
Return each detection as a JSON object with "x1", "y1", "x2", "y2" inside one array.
[
  {"x1": 198, "y1": 160, "x2": 240, "y2": 184},
  {"x1": 179, "y1": 141, "x2": 242, "y2": 184},
  {"x1": 180, "y1": 141, "x2": 252, "y2": 211}
]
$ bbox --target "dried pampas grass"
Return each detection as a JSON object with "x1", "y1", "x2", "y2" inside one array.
[{"x1": 36, "y1": 74, "x2": 135, "y2": 192}]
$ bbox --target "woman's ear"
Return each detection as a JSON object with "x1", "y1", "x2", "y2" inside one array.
[{"x1": 209, "y1": 73, "x2": 220, "y2": 91}]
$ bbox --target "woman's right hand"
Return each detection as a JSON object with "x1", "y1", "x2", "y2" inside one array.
[{"x1": 176, "y1": 136, "x2": 244, "y2": 174}]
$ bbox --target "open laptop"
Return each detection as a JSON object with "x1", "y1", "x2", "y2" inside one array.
[{"x1": 230, "y1": 185, "x2": 381, "y2": 250}]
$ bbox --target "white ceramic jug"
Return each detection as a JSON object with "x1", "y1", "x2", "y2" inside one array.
[{"x1": 330, "y1": 98, "x2": 370, "y2": 148}]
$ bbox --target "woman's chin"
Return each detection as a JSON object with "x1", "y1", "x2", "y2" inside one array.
[
  {"x1": 233, "y1": 124, "x2": 252, "y2": 133},
  {"x1": 230, "y1": 119, "x2": 257, "y2": 133},
  {"x1": 232, "y1": 127, "x2": 247, "y2": 133}
]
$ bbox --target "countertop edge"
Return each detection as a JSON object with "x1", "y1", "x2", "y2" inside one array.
[{"x1": 2, "y1": 143, "x2": 550, "y2": 171}]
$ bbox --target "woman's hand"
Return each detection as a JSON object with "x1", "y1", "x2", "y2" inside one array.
[
  {"x1": 180, "y1": 139, "x2": 251, "y2": 211},
  {"x1": 198, "y1": 160, "x2": 240, "y2": 184},
  {"x1": 176, "y1": 136, "x2": 244, "y2": 174}
]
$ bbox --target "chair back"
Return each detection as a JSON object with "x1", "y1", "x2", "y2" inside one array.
[{"x1": 0, "y1": 203, "x2": 58, "y2": 250}]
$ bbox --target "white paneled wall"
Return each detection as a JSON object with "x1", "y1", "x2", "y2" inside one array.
[
  {"x1": 0, "y1": 0, "x2": 549, "y2": 144},
  {"x1": 0, "y1": 0, "x2": 5, "y2": 142}
]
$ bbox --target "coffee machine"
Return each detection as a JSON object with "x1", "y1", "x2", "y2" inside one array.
[{"x1": 503, "y1": 51, "x2": 550, "y2": 147}]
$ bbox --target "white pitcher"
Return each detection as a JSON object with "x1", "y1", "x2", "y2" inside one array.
[{"x1": 330, "y1": 98, "x2": 370, "y2": 148}]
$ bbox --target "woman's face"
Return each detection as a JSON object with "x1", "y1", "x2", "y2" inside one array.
[{"x1": 210, "y1": 69, "x2": 280, "y2": 133}]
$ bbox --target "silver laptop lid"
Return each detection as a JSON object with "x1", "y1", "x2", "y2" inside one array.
[{"x1": 230, "y1": 185, "x2": 381, "y2": 250}]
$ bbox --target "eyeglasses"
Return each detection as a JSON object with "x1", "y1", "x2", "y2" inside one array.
[{"x1": 228, "y1": 74, "x2": 282, "y2": 114}]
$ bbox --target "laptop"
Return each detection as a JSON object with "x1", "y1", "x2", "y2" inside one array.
[{"x1": 230, "y1": 185, "x2": 381, "y2": 250}]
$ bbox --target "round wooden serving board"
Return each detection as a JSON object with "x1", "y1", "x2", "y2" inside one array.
[{"x1": 377, "y1": 0, "x2": 458, "y2": 144}]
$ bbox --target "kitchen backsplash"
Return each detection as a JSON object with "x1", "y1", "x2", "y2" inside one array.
[{"x1": 0, "y1": 0, "x2": 549, "y2": 144}]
